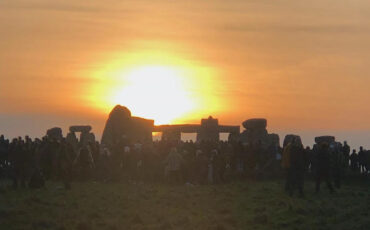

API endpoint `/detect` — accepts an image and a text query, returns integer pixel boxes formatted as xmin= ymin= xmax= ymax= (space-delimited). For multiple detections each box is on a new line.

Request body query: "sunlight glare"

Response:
xmin=86 ymin=49 xmax=224 ymax=124
xmin=109 ymin=66 xmax=195 ymax=124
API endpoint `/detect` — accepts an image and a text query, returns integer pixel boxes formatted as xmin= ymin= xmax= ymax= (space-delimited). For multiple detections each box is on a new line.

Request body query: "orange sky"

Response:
xmin=1 ymin=0 xmax=370 ymax=148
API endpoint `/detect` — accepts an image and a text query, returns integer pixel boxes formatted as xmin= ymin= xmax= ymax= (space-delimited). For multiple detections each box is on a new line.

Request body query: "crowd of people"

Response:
xmin=0 ymin=134 xmax=369 ymax=196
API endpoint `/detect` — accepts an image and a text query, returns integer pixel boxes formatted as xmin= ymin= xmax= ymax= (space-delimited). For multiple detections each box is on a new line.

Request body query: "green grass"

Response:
xmin=0 ymin=180 xmax=369 ymax=230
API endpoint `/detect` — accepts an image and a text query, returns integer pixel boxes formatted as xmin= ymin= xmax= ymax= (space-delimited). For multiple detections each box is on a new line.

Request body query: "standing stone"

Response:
xmin=101 ymin=105 xmax=154 ymax=150
xmin=315 ymin=136 xmax=335 ymax=144
xmin=283 ymin=134 xmax=302 ymax=148
xmin=196 ymin=116 xmax=220 ymax=142
xmin=46 ymin=127 xmax=63 ymax=140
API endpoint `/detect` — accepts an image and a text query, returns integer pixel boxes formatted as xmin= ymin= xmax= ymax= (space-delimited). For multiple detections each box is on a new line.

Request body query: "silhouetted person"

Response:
xmin=58 ymin=139 xmax=75 ymax=189
xmin=342 ymin=141 xmax=350 ymax=168
xmin=330 ymin=142 xmax=345 ymax=189
xmin=164 ymin=147 xmax=183 ymax=184
xmin=195 ymin=150 xmax=208 ymax=185
xmin=244 ymin=142 xmax=256 ymax=178
xmin=358 ymin=146 xmax=366 ymax=173
xmin=282 ymin=140 xmax=292 ymax=192
xmin=75 ymin=145 xmax=94 ymax=181
xmin=0 ymin=135 xmax=8 ymax=182
xmin=287 ymin=138 xmax=307 ymax=197
xmin=213 ymin=149 xmax=226 ymax=184
xmin=9 ymin=138 xmax=28 ymax=188
xmin=315 ymin=142 xmax=334 ymax=194
xmin=350 ymin=149 xmax=359 ymax=172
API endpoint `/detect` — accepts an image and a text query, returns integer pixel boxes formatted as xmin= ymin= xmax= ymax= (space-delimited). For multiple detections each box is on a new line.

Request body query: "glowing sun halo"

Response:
xmin=109 ymin=66 xmax=195 ymax=124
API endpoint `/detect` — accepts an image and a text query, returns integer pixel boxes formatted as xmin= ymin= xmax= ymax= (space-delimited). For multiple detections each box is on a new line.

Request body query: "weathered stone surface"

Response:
xmin=196 ymin=116 xmax=220 ymax=142
xmin=283 ymin=134 xmax=302 ymax=147
xmin=315 ymin=136 xmax=335 ymax=144
xmin=66 ymin=132 xmax=79 ymax=151
xmin=101 ymin=105 xmax=154 ymax=149
xmin=154 ymin=116 xmax=239 ymax=142
xmin=239 ymin=119 xmax=280 ymax=148
xmin=69 ymin=125 xmax=92 ymax=133
xmin=240 ymin=129 xmax=271 ymax=147
xmin=228 ymin=132 xmax=240 ymax=142
xmin=242 ymin=119 xmax=267 ymax=130
xmin=81 ymin=132 xmax=96 ymax=146
xmin=268 ymin=133 xmax=280 ymax=146
xmin=46 ymin=127 xmax=63 ymax=140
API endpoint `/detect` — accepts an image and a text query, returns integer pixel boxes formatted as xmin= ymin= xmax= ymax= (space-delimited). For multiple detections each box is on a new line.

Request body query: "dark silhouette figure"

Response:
xmin=350 ymin=149 xmax=359 ymax=172
xmin=342 ymin=141 xmax=350 ymax=168
xmin=330 ymin=142 xmax=345 ymax=189
xmin=315 ymin=142 xmax=334 ymax=194
xmin=358 ymin=147 xmax=367 ymax=173
xmin=287 ymin=139 xmax=307 ymax=197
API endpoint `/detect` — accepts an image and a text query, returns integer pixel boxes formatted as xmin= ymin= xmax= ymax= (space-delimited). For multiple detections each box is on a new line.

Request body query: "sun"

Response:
xmin=86 ymin=49 xmax=224 ymax=124
xmin=109 ymin=65 xmax=195 ymax=124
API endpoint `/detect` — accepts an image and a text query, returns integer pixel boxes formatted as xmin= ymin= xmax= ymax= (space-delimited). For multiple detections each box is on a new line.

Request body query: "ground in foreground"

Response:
xmin=0 ymin=180 xmax=369 ymax=230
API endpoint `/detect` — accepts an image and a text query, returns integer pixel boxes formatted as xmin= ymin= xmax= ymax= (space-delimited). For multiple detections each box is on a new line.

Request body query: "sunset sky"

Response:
xmin=1 ymin=0 xmax=370 ymax=148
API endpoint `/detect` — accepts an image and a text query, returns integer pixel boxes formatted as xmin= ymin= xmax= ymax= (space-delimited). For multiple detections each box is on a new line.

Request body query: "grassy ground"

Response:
xmin=0 ymin=179 xmax=369 ymax=230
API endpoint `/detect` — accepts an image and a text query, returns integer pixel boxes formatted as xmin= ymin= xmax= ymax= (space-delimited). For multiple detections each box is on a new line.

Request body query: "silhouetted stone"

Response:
xmin=46 ymin=127 xmax=63 ymax=140
xmin=153 ymin=117 xmax=240 ymax=142
xmin=101 ymin=105 xmax=154 ymax=149
xmin=69 ymin=125 xmax=92 ymax=133
xmin=315 ymin=136 xmax=335 ymax=144
xmin=68 ymin=125 xmax=96 ymax=148
xmin=242 ymin=118 xmax=267 ymax=130
xmin=268 ymin=133 xmax=280 ymax=146
xmin=196 ymin=116 xmax=220 ymax=142
xmin=66 ymin=132 xmax=78 ymax=151
xmin=283 ymin=134 xmax=302 ymax=147
xmin=239 ymin=119 xmax=279 ymax=148
xmin=228 ymin=132 xmax=240 ymax=142
xmin=80 ymin=131 xmax=95 ymax=146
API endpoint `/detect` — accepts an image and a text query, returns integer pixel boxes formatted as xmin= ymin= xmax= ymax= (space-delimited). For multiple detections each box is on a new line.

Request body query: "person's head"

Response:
xmin=344 ymin=141 xmax=347 ymax=145
xmin=352 ymin=149 xmax=356 ymax=153
xmin=360 ymin=146 xmax=363 ymax=151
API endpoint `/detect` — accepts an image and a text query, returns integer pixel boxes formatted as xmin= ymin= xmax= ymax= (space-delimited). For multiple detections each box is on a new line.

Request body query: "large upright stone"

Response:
xmin=46 ymin=127 xmax=63 ymax=140
xmin=283 ymin=134 xmax=302 ymax=147
xmin=101 ymin=105 xmax=154 ymax=149
xmin=315 ymin=136 xmax=335 ymax=144
xmin=239 ymin=118 xmax=280 ymax=148
xmin=196 ymin=116 xmax=220 ymax=142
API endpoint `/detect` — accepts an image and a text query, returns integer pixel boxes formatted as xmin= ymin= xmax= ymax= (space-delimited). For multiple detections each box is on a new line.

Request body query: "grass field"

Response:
xmin=0 ymin=179 xmax=369 ymax=230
